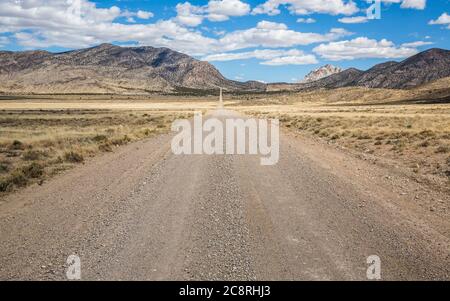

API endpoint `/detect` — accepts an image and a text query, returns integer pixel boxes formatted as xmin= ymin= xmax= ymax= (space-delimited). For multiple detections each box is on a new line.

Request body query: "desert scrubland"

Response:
xmin=0 ymin=100 xmax=199 ymax=197
xmin=1 ymin=77 xmax=449 ymax=198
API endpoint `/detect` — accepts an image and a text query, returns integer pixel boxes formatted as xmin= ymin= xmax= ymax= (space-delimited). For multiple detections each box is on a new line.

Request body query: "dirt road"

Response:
xmin=0 ymin=110 xmax=449 ymax=280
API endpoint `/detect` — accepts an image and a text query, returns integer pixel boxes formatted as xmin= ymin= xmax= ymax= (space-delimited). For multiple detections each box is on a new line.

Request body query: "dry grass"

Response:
xmin=232 ymin=88 xmax=450 ymax=183
xmin=0 ymin=108 xmax=192 ymax=196
xmin=1 ymin=82 xmax=449 ymax=195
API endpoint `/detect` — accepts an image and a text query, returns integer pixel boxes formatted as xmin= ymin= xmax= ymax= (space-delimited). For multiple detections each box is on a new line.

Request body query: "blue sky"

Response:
xmin=0 ymin=0 xmax=449 ymax=83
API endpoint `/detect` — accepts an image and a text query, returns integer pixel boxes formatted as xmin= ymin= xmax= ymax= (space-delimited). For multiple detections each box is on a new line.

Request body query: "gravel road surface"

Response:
xmin=0 ymin=110 xmax=448 ymax=280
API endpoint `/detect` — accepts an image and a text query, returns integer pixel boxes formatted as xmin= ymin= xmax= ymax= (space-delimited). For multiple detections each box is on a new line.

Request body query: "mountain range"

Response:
xmin=295 ymin=48 xmax=450 ymax=90
xmin=0 ymin=43 xmax=264 ymax=94
xmin=0 ymin=44 xmax=449 ymax=94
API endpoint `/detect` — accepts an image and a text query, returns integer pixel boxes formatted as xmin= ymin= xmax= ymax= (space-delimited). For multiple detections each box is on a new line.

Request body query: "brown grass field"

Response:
xmin=0 ymin=79 xmax=449 ymax=198
xmin=231 ymin=82 xmax=450 ymax=188
xmin=0 ymin=104 xmax=199 ymax=197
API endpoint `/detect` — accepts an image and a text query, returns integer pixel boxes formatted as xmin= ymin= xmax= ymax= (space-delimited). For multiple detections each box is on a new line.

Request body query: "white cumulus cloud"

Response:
xmin=313 ymin=37 xmax=419 ymax=60
xmin=137 ymin=10 xmax=154 ymax=20
xmin=175 ymin=2 xmax=204 ymax=27
xmin=175 ymin=0 xmax=250 ymax=26
xmin=203 ymin=48 xmax=301 ymax=61
xmin=429 ymin=12 xmax=450 ymax=29
xmin=338 ymin=16 xmax=368 ymax=24
xmin=297 ymin=18 xmax=316 ymax=24
xmin=401 ymin=41 xmax=433 ymax=48
xmin=203 ymin=48 xmax=318 ymax=66
xmin=217 ymin=21 xmax=352 ymax=52
xmin=381 ymin=0 xmax=426 ymax=10
xmin=253 ymin=0 xmax=359 ymax=16
xmin=0 ymin=0 xmax=216 ymax=55
xmin=0 ymin=1 xmax=356 ymax=57
xmin=260 ymin=54 xmax=318 ymax=65
xmin=0 ymin=0 xmax=429 ymax=66
xmin=121 ymin=9 xmax=153 ymax=22
xmin=208 ymin=0 xmax=251 ymax=19
xmin=400 ymin=0 xmax=426 ymax=10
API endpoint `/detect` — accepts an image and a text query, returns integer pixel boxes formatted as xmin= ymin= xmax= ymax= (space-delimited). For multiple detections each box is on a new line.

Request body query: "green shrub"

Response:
xmin=9 ymin=140 xmax=24 ymax=150
xmin=0 ymin=170 xmax=27 ymax=192
xmin=142 ymin=128 xmax=153 ymax=136
xmin=22 ymin=150 xmax=46 ymax=161
xmin=0 ymin=162 xmax=10 ymax=173
xmin=99 ymin=143 xmax=113 ymax=152
xmin=0 ymin=180 xmax=9 ymax=192
xmin=92 ymin=134 xmax=108 ymax=142
xmin=21 ymin=162 xmax=44 ymax=178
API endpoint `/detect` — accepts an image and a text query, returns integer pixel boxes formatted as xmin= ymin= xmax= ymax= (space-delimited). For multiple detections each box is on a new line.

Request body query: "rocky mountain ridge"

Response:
xmin=0 ymin=43 xmax=265 ymax=94
xmin=301 ymin=64 xmax=343 ymax=83
xmin=0 ymin=45 xmax=449 ymax=94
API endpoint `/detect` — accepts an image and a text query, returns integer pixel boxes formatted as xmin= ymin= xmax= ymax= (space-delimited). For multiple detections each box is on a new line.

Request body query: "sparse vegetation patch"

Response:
xmin=236 ymin=92 xmax=450 ymax=183
xmin=0 ymin=108 xmax=191 ymax=197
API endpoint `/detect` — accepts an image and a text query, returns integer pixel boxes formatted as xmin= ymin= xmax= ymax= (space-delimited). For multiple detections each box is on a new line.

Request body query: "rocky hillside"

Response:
xmin=301 ymin=68 xmax=364 ymax=89
xmin=299 ymin=48 xmax=450 ymax=90
xmin=353 ymin=48 xmax=450 ymax=88
xmin=301 ymin=64 xmax=343 ymax=83
xmin=0 ymin=44 xmax=266 ymax=94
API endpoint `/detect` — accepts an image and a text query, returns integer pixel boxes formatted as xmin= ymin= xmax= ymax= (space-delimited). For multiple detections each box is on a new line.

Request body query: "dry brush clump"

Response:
xmin=0 ymin=109 xmax=191 ymax=196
